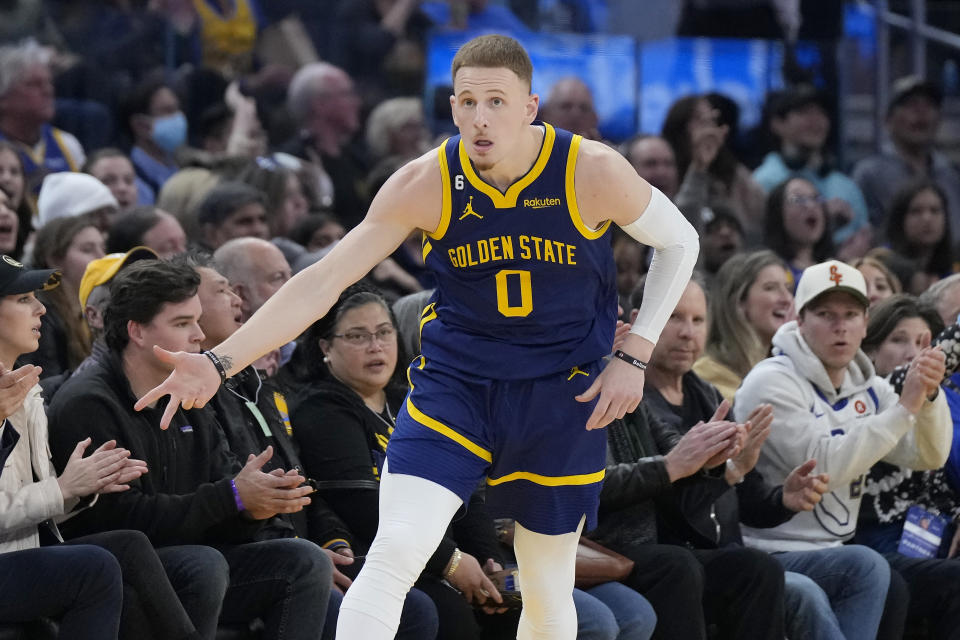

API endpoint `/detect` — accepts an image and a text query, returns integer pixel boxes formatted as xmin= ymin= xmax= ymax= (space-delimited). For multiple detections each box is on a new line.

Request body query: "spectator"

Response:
xmin=613 ymin=232 xmax=647 ymax=310
xmin=70 ymin=246 xmax=158 ymax=381
xmin=197 ymin=181 xmax=269 ymax=251
xmin=698 ymin=205 xmax=744 ymax=279
xmin=213 ymin=236 xmax=291 ymax=322
xmin=855 ymin=294 xmax=960 ymax=638
xmin=106 ymin=206 xmax=187 ymax=259
xmin=734 ymin=260 xmax=953 ymax=640
xmin=661 ymin=95 xmax=766 ymax=238
xmin=290 ymin=213 xmax=345 ymax=254
xmin=24 ymin=215 xmax=104 ymax=376
xmin=214 ymin=237 xmax=293 ymax=372
xmin=0 ymin=140 xmax=32 ymax=252
xmin=0 ymin=255 xmax=210 ymax=640
xmin=282 ymin=62 xmax=367 ymax=226
xmin=0 ymin=187 xmax=27 ymax=261
xmin=763 ymin=177 xmax=834 ymax=283
xmin=36 ymin=171 xmax=118 ymax=232
xmin=0 ymin=39 xmax=84 ymax=201
xmin=919 ymin=273 xmax=960 ymax=326
xmin=753 ymin=84 xmax=872 ymax=254
xmin=886 ymin=180 xmax=956 ymax=295
xmin=540 ymin=77 xmax=601 ymax=140
xmin=622 ymin=135 xmax=678 ymax=201
xmin=636 ymin=275 xmax=879 ymax=639
xmin=156 ymin=166 xmax=220 ymax=239
xmin=851 ymin=256 xmax=902 ymax=307
xmin=694 ymin=250 xmax=794 ymax=401
xmin=84 ymin=148 xmax=139 ymax=211
xmin=46 ymin=259 xmax=333 ymax=639
xmin=853 ymin=76 xmax=960 ymax=246
xmin=237 ymin=159 xmax=311 ymax=239
xmin=365 ymin=97 xmax=431 ymax=166
xmin=122 ymin=78 xmax=186 ymax=204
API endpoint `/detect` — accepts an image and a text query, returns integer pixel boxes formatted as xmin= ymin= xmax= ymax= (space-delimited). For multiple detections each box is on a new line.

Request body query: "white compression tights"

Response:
xmin=514 ymin=518 xmax=583 ymax=640
xmin=336 ymin=464 xmax=462 ymax=639
xmin=335 ymin=464 xmax=584 ymax=639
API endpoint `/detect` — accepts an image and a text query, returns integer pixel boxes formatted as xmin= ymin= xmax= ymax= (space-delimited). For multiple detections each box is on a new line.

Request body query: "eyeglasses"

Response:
xmin=786 ymin=194 xmax=824 ymax=207
xmin=332 ymin=326 xmax=396 ymax=347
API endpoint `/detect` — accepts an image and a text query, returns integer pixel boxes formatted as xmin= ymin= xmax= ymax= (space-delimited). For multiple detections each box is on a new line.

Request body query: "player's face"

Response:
xmin=450 ymin=66 xmax=539 ymax=171
xmin=320 ymin=302 xmax=397 ymax=398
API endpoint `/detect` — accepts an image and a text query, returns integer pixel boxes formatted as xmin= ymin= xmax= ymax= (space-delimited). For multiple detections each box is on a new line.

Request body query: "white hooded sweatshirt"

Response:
xmin=735 ymin=321 xmax=951 ymax=552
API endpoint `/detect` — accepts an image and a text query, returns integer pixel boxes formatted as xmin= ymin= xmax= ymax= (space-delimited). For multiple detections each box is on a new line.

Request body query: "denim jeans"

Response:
xmin=159 ymin=539 xmax=332 ymax=640
xmin=157 ymin=545 xmax=229 ymax=640
xmin=324 ymin=587 xmax=439 ymax=640
xmin=220 ymin=538 xmax=332 ymax=640
xmin=68 ymin=530 xmax=198 ymax=640
xmin=774 ymin=545 xmax=889 ymax=640
xmin=783 ymin=570 xmax=844 ymax=640
xmin=0 ymin=543 xmax=122 ymax=639
xmin=578 ymin=582 xmax=657 ymax=640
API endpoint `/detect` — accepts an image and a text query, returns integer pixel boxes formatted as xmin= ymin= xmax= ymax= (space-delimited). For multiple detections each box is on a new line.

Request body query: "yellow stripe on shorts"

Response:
xmin=487 ymin=469 xmax=605 ymax=487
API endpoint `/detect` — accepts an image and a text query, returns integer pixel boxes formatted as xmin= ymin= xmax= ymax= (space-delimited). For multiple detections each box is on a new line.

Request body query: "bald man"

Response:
xmin=541 ymin=77 xmax=601 ymax=140
xmin=213 ymin=237 xmax=293 ymax=321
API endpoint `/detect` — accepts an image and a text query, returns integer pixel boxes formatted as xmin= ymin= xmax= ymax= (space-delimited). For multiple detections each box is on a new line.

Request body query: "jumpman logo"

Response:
xmin=829 ymin=265 xmax=843 ymax=285
xmin=459 ymin=195 xmax=483 ymax=220
xmin=567 ymin=366 xmax=589 ymax=381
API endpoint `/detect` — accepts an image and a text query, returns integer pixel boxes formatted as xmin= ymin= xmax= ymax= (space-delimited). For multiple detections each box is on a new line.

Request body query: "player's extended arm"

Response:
xmin=135 ymin=151 xmax=443 ymax=428
xmin=573 ymin=141 xmax=699 ymax=429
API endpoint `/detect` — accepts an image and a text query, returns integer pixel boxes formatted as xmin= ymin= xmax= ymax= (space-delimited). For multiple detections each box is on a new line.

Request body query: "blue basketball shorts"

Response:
xmin=385 ymin=356 xmax=607 ymax=535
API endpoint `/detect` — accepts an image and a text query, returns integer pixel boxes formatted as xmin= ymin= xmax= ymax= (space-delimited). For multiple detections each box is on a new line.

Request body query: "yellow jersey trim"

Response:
xmin=422 ymin=240 xmax=433 ymax=261
xmin=418 ymin=303 xmax=437 ymax=345
xmin=406 ymin=397 xmax=493 ymax=463
xmin=487 ymin=468 xmax=606 ymax=487
xmin=50 ymin=128 xmax=78 ymax=171
xmin=428 ymin=139 xmax=453 ymax=240
xmin=565 ymin=135 xmax=610 ymax=239
xmin=458 ymin=123 xmax=556 ymax=209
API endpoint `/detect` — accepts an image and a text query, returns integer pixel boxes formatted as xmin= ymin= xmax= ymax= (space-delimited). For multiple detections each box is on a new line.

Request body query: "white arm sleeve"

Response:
xmin=620 ymin=186 xmax=700 ymax=344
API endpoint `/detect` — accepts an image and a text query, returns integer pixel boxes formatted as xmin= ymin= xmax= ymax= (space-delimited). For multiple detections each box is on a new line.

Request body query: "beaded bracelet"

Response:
xmin=230 ymin=479 xmax=245 ymax=512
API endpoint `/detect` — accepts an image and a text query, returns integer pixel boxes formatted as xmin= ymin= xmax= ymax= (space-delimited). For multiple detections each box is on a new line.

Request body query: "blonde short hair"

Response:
xmin=451 ymin=35 xmax=533 ymax=90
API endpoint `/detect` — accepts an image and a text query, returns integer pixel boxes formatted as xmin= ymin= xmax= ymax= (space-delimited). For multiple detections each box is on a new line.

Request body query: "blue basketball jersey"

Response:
xmin=419 ymin=122 xmax=617 ymax=380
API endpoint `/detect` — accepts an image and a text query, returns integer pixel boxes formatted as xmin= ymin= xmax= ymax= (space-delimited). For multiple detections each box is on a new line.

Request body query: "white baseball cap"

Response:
xmin=794 ymin=260 xmax=869 ymax=313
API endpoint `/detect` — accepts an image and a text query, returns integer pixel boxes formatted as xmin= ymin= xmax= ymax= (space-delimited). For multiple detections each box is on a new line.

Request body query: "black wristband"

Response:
xmin=613 ymin=349 xmax=647 ymax=371
xmin=203 ymin=350 xmax=228 ymax=384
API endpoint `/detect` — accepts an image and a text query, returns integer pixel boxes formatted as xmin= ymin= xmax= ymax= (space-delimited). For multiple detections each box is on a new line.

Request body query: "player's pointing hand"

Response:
xmin=134 ymin=345 xmax=223 ymax=429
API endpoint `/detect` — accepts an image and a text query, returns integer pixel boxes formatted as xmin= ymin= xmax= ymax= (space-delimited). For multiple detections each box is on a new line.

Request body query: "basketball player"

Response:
xmin=137 ymin=35 xmax=699 ymax=639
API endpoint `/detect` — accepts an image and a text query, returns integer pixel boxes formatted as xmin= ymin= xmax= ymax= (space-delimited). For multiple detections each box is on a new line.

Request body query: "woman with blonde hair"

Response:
xmin=850 ymin=255 xmax=902 ymax=306
xmin=693 ymin=249 xmax=794 ymax=401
